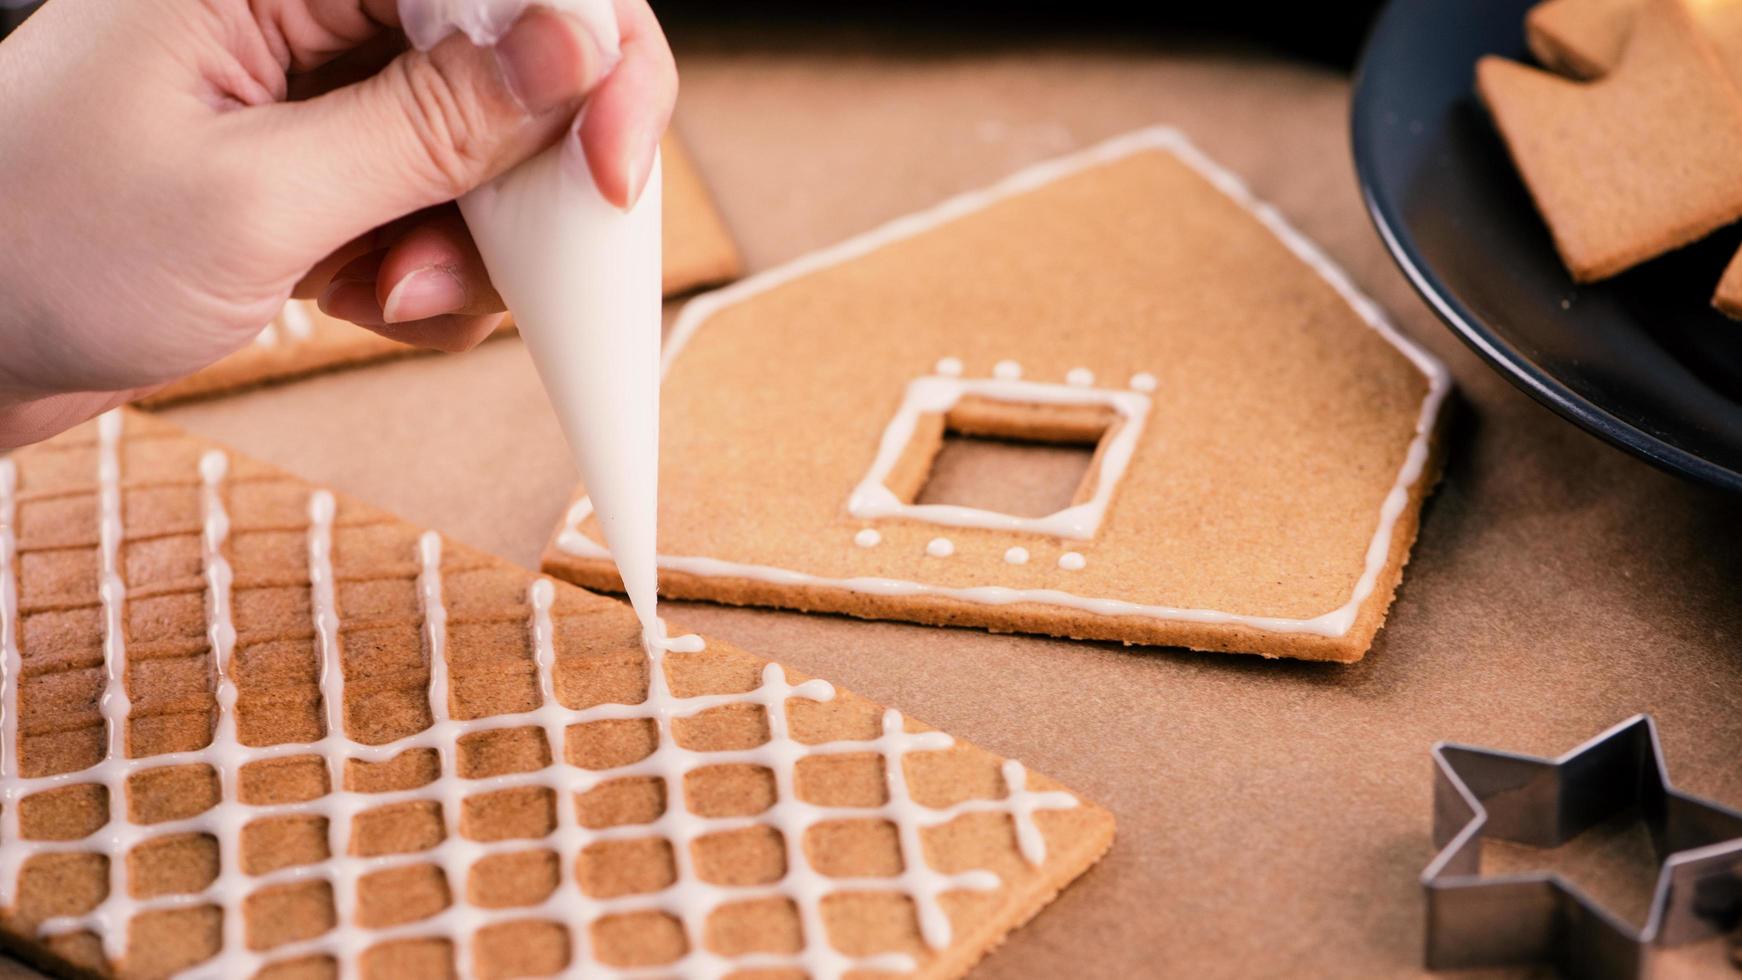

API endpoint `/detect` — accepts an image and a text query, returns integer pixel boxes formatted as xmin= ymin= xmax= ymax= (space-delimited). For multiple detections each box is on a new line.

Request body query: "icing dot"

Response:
xmin=935 ymin=357 xmax=963 ymax=376
xmin=926 ymin=537 xmax=955 ymax=558
xmin=1066 ymin=368 xmax=1094 ymax=386
xmin=993 ymin=360 xmax=1022 ymax=380
xmin=1058 ymin=552 xmax=1086 ymax=571
xmin=854 ymin=529 xmax=881 ymax=548
xmin=1129 ymin=372 xmax=1158 ymax=392
xmin=1004 ymin=547 xmax=1029 ymax=565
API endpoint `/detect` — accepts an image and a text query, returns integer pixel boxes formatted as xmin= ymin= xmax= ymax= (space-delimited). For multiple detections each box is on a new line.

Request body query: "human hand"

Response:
xmin=0 ymin=0 xmax=675 ymax=448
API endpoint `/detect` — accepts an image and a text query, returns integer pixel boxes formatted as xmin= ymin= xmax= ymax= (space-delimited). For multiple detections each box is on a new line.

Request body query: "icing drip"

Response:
xmin=1057 ymin=552 xmax=1086 ymax=571
xmin=853 ymin=529 xmax=881 ymax=548
xmin=926 ymin=537 xmax=955 ymax=558
xmin=1004 ymin=547 xmax=1029 ymax=565
xmin=934 ymin=357 xmax=963 ymax=377
xmin=564 ymin=126 xmax=1452 ymax=641
xmin=992 ymin=360 xmax=1022 ymax=380
xmin=0 ymin=425 xmax=1077 ymax=976
xmin=1066 ymin=368 xmax=1094 ymax=386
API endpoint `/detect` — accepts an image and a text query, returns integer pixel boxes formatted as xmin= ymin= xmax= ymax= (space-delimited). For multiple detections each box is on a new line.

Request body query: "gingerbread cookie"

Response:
xmin=541 ymin=128 xmax=1450 ymax=663
xmin=1527 ymin=0 xmax=1742 ymax=81
xmin=1716 ymin=247 xmax=1742 ymax=317
xmin=1527 ymin=0 xmax=1643 ymax=78
xmin=136 ymin=300 xmax=464 ymax=408
xmin=1480 ymin=0 xmax=1742 ymax=282
xmin=140 ymin=133 xmax=742 ymax=408
xmin=0 ymin=410 xmax=1109 ymax=977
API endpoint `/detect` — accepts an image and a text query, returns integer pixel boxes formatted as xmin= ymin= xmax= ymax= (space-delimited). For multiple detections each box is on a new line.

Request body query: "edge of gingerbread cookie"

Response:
xmin=545 ymin=126 xmax=1453 ymax=657
xmin=135 ymin=316 xmax=500 ymax=408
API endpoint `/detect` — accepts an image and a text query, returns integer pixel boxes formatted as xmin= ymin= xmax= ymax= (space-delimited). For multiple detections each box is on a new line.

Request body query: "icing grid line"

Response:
xmin=0 ymin=414 xmax=1077 ymax=978
xmin=558 ymin=125 xmax=1453 ymax=639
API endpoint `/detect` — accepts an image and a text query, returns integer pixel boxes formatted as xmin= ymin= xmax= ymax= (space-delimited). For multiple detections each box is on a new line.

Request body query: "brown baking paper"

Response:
xmin=13 ymin=26 xmax=1734 ymax=980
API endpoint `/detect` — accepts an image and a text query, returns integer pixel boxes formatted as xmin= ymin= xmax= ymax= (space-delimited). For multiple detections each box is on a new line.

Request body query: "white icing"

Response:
xmin=78 ymin=412 xmax=132 ymax=950
xmin=853 ymin=528 xmax=881 ymax=548
xmin=253 ymin=301 xmax=316 ymax=349
xmin=1004 ymin=547 xmax=1029 ymax=565
xmin=1128 ymin=372 xmax=1157 ymax=393
xmin=992 ymin=360 xmax=1022 ymax=380
xmin=997 ymin=761 xmax=1063 ymax=864
xmin=934 ymin=357 xmax=963 ymax=377
xmin=560 ymin=126 xmax=1453 ymax=640
xmin=0 ymin=425 xmax=1076 ymax=976
xmin=280 ymin=300 xmax=314 ymax=341
xmin=194 ymin=451 xmax=250 ymax=966
xmin=1066 ymin=368 xmax=1094 ymax=386
xmin=1058 ymin=552 xmax=1086 ymax=571
xmin=926 ymin=537 xmax=955 ymax=558
xmin=847 ymin=376 xmax=1148 ymax=539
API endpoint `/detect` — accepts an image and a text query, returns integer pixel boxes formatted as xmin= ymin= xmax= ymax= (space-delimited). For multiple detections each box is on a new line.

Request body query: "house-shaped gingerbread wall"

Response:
xmin=544 ymin=129 xmax=1449 ymax=663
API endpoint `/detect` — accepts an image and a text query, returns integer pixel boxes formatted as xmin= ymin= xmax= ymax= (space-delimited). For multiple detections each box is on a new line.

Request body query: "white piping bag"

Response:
xmin=404 ymin=0 xmax=664 ymax=639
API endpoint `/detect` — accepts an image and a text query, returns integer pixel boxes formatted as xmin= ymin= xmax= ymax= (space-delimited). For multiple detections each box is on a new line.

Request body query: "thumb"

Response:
xmin=259 ymin=7 xmax=616 ymax=247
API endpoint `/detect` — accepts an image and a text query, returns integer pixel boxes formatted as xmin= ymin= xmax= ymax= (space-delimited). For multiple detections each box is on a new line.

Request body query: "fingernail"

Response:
xmin=382 ymin=267 xmax=467 ymax=324
xmin=495 ymin=9 xmax=617 ymax=116
xmin=319 ymin=278 xmax=385 ymax=326
xmin=621 ymin=129 xmax=660 ymax=211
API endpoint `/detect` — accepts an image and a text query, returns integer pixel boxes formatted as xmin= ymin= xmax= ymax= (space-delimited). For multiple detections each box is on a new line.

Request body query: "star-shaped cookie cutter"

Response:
xmin=1423 ymin=714 xmax=1742 ymax=979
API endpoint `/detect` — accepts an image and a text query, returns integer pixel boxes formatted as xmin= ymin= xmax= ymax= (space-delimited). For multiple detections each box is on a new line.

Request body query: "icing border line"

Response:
xmin=558 ymin=126 xmax=1452 ymax=640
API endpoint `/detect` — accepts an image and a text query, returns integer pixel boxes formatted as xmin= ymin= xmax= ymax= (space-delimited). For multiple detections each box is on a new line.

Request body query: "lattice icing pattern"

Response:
xmin=0 ymin=410 xmax=1112 ymax=979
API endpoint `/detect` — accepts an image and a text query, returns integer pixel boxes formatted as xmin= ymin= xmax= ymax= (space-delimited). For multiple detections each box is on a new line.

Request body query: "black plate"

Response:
xmin=1351 ymin=0 xmax=1742 ymax=492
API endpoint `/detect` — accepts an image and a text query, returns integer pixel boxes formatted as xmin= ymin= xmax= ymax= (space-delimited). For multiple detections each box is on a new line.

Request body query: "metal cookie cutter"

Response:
xmin=1422 ymin=714 xmax=1742 ymax=979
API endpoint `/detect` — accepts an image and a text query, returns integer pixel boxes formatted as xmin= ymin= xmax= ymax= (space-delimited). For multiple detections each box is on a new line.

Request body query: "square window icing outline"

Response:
xmin=847 ymin=373 xmax=1152 ymax=540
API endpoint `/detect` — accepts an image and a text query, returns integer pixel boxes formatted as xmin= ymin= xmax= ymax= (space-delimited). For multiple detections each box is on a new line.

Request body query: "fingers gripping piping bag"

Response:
xmin=403 ymin=0 xmax=666 ymax=641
